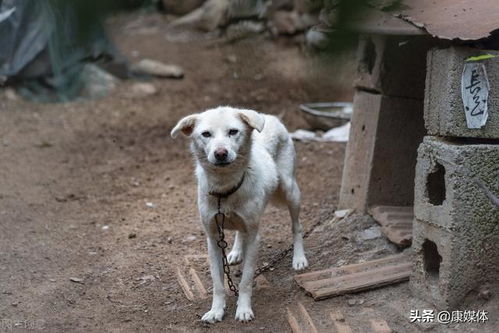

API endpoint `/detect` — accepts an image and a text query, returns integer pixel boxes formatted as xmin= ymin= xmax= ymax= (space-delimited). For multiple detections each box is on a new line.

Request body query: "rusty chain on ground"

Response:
xmin=214 ymin=193 xmax=324 ymax=296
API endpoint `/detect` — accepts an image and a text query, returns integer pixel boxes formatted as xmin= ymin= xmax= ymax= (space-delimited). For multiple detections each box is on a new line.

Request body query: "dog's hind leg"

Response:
xmin=276 ymin=141 xmax=309 ymax=271
xmin=202 ymin=231 xmax=226 ymax=323
xmin=281 ymin=177 xmax=308 ymax=270
xmin=227 ymin=231 xmax=243 ymax=265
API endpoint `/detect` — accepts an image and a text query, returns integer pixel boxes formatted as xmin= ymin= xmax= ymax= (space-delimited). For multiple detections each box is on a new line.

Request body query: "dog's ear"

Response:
xmin=238 ymin=109 xmax=265 ymax=132
xmin=171 ymin=114 xmax=199 ymax=138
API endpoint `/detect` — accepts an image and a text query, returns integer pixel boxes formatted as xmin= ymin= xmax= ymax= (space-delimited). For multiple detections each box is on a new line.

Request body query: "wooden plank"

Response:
xmin=286 ymin=303 xmax=318 ymax=333
xmin=295 ymin=253 xmax=410 ymax=285
xmin=189 ymin=268 xmax=208 ymax=299
xmin=330 ymin=310 xmax=352 ymax=333
xmin=370 ymin=318 xmax=392 ymax=333
xmin=302 ymin=262 xmax=412 ymax=291
xmin=286 ymin=307 xmax=302 ymax=333
xmin=297 ymin=302 xmax=318 ymax=333
xmin=176 ymin=267 xmax=194 ymax=301
xmin=312 ymin=270 xmax=410 ymax=300
xmin=370 ymin=205 xmax=413 ymax=247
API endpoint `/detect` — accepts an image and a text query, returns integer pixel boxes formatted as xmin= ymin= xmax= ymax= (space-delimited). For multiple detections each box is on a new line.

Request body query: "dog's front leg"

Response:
xmin=202 ymin=232 xmax=226 ymax=323
xmin=235 ymin=230 xmax=260 ymax=322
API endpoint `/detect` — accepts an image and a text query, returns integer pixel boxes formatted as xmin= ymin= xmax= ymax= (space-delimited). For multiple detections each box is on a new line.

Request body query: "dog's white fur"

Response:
xmin=171 ymin=106 xmax=308 ymax=323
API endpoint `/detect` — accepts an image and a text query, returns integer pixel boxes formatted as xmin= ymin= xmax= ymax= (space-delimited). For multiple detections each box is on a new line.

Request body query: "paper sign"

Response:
xmin=461 ymin=62 xmax=490 ymax=128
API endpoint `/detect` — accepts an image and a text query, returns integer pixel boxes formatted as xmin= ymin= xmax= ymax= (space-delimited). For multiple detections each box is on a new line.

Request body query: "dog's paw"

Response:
xmin=235 ymin=306 xmax=254 ymax=322
xmin=292 ymin=255 xmax=309 ymax=271
xmin=201 ymin=308 xmax=224 ymax=323
xmin=227 ymin=250 xmax=243 ymax=265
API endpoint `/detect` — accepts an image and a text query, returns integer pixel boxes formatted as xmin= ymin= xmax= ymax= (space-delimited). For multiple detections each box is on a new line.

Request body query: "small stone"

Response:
xmin=185 ymin=235 xmax=197 ymax=242
xmin=102 ymin=225 xmax=109 ymax=230
xmin=347 ymin=299 xmax=356 ymax=306
xmin=130 ymin=59 xmax=184 ymax=79
xmin=129 ymin=82 xmax=158 ymax=98
xmin=128 ymin=233 xmax=137 ymax=239
xmin=70 ymin=277 xmax=84 ymax=284
xmin=358 ymin=299 xmax=365 ymax=305
xmin=226 ymin=54 xmax=237 ymax=63
xmin=167 ymin=237 xmax=173 ymax=244
xmin=146 ymin=202 xmax=156 ymax=208
xmin=4 ymin=88 xmax=19 ymax=101
xmin=479 ymin=289 xmax=491 ymax=300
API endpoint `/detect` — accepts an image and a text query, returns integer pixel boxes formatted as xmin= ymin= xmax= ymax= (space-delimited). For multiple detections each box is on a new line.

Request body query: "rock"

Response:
xmin=130 ymin=59 xmax=184 ymax=79
xmin=225 ymin=21 xmax=265 ymax=42
xmin=162 ymin=0 xmax=206 ymax=16
xmin=185 ymin=235 xmax=197 ymax=242
xmin=347 ymin=299 xmax=356 ymax=306
xmin=358 ymin=226 xmax=382 ymax=241
xmin=270 ymin=10 xmax=315 ymax=35
xmin=69 ymin=277 xmax=84 ymax=284
xmin=80 ymin=64 xmax=119 ymax=99
xmin=128 ymin=233 xmax=137 ymax=239
xmin=129 ymin=82 xmax=158 ymax=98
xmin=334 ymin=209 xmax=352 ymax=219
xmin=226 ymin=54 xmax=237 ymax=63
xmin=4 ymin=88 xmax=19 ymax=101
xmin=170 ymin=0 xmax=229 ymax=32
xmin=305 ymin=27 xmax=329 ymax=49
xmin=270 ymin=10 xmax=301 ymax=35
xmin=228 ymin=0 xmax=267 ymax=20
xmin=479 ymin=289 xmax=492 ymax=300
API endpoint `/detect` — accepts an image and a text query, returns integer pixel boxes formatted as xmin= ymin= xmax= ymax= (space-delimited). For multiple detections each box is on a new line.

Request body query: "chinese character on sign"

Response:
xmin=461 ymin=62 xmax=490 ymax=129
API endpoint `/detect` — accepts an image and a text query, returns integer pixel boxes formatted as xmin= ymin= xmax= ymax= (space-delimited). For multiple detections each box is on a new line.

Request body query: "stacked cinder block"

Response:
xmin=410 ymin=46 xmax=499 ymax=309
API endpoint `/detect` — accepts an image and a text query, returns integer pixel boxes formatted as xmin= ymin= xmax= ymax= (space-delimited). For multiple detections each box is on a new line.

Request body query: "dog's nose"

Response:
xmin=214 ymin=148 xmax=228 ymax=161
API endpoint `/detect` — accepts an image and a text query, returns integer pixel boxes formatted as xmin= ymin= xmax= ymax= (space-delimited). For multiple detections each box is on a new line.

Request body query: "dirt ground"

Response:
xmin=0 ymin=12 xmax=497 ymax=333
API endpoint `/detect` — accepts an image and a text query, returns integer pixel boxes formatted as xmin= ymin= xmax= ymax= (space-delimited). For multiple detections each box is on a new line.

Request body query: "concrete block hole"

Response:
xmin=423 ymin=239 xmax=442 ymax=279
xmin=427 ymin=162 xmax=446 ymax=205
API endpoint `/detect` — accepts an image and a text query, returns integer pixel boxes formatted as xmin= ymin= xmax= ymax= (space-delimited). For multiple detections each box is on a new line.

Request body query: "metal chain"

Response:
xmin=214 ymin=192 xmax=324 ymax=292
xmin=214 ymin=196 xmax=239 ymax=297
xmin=254 ymin=218 xmax=323 ymax=277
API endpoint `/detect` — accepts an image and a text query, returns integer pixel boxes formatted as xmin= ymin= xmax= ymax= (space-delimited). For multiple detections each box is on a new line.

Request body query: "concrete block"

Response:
xmin=339 ymin=91 xmax=425 ymax=212
xmin=414 ymin=136 xmax=499 ymax=231
xmin=411 ymin=136 xmax=499 ymax=308
xmin=425 ymin=46 xmax=499 ymax=139
xmin=356 ymin=35 xmax=436 ymax=100
xmin=410 ymin=218 xmax=497 ymax=309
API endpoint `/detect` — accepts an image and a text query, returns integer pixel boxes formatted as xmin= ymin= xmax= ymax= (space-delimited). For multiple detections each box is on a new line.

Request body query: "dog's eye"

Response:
xmin=201 ymin=131 xmax=212 ymax=138
xmin=228 ymin=129 xmax=239 ymax=136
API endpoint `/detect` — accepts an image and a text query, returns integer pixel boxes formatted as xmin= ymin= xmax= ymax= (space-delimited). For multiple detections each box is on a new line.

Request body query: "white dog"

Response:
xmin=171 ymin=106 xmax=308 ymax=323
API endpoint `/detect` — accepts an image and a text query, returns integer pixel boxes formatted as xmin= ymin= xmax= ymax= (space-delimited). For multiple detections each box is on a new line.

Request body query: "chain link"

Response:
xmin=214 ymin=194 xmax=324 ymax=293
xmin=214 ymin=197 xmax=239 ymax=296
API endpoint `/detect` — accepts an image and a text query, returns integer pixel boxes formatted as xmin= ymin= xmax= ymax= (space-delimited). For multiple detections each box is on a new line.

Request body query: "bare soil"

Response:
xmin=0 ymin=12 xmax=497 ymax=333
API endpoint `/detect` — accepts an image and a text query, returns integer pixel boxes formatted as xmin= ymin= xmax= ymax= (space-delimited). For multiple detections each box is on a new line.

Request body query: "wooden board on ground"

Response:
xmin=286 ymin=302 xmax=318 ymax=333
xmin=369 ymin=205 xmax=414 ymax=247
xmin=294 ymin=253 xmax=411 ymax=300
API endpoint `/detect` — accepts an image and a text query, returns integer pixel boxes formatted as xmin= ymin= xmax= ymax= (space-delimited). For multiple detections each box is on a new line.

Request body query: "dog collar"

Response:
xmin=209 ymin=172 xmax=246 ymax=199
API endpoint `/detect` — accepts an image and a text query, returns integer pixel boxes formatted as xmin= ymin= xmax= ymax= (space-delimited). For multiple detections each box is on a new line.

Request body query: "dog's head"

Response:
xmin=171 ymin=106 xmax=264 ymax=169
